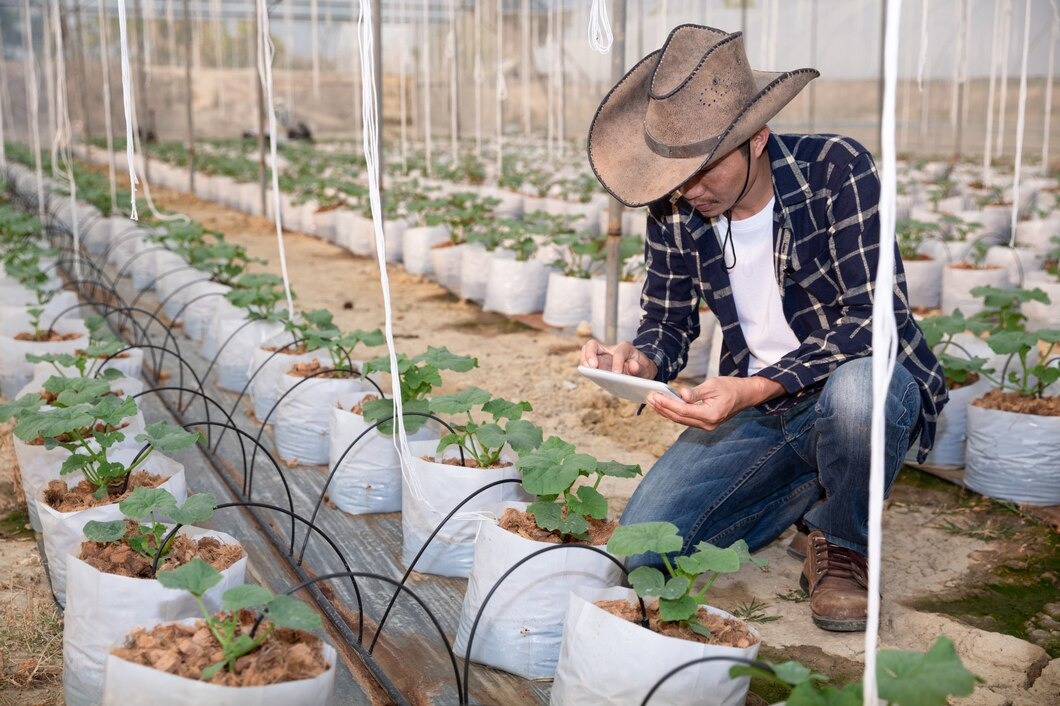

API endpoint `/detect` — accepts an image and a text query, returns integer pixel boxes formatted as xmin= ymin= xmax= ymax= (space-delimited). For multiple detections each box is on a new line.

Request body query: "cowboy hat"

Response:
xmin=587 ymin=24 xmax=819 ymax=208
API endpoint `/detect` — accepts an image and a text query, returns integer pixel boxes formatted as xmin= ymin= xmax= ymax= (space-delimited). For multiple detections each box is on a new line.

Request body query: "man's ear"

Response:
xmin=752 ymin=126 xmax=771 ymax=157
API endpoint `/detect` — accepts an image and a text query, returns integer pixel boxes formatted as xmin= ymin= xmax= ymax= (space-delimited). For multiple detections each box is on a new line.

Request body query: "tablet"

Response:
xmin=578 ymin=365 xmax=682 ymax=404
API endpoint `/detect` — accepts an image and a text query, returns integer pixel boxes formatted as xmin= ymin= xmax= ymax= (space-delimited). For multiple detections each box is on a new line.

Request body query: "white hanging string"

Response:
xmin=22 ymin=0 xmax=46 ymax=227
xmin=495 ymin=0 xmax=505 ymax=178
xmin=116 ymin=0 xmax=141 ymax=220
xmin=473 ymin=0 xmax=483 ymax=157
xmin=1042 ymin=2 xmax=1058 ymax=174
xmin=356 ymin=0 xmax=418 ymax=504
xmin=311 ymin=0 xmax=320 ymax=99
xmin=588 ymin=0 xmax=613 ymax=53
xmin=399 ymin=0 xmax=409 ymax=172
xmin=917 ymin=0 xmax=929 ymax=89
xmin=350 ymin=0 xmax=362 ymax=144
xmin=98 ymin=0 xmax=118 ymax=215
xmin=866 ymin=0 xmax=902 ymax=701
xmin=0 ymin=15 xmax=7 ymax=170
xmin=42 ymin=0 xmax=58 ymax=180
xmin=51 ymin=0 xmax=81 ymax=279
xmin=546 ymin=0 xmax=555 ymax=162
xmin=211 ymin=0 xmax=225 ymax=114
xmin=422 ymin=0 xmax=433 ymax=176
xmin=255 ymin=0 xmax=296 ymax=322
xmin=996 ymin=0 xmax=1012 ymax=154
xmin=983 ymin=0 xmax=1002 ymax=183
xmin=1008 ymin=0 xmax=1032 ymax=247
xmin=948 ymin=0 xmax=964 ymax=130
xmin=448 ymin=0 xmax=458 ymax=163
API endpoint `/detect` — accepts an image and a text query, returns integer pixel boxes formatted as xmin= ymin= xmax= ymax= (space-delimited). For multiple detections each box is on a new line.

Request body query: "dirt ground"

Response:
xmin=1 ymin=177 xmax=1058 ymax=704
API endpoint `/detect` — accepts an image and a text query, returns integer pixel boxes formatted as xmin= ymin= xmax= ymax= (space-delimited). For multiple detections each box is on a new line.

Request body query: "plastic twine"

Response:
xmin=588 ymin=0 xmax=613 ymax=53
xmin=917 ymin=0 xmax=929 ymax=90
xmin=42 ymin=0 xmax=58 ymax=181
xmin=1008 ymin=0 xmax=1032 ymax=247
xmin=98 ymin=0 xmax=119 ymax=215
xmin=984 ymin=0 xmax=1002 ymax=183
xmin=21 ymin=0 xmax=46 ymax=227
xmin=996 ymin=0 xmax=1013 ymax=154
xmin=1041 ymin=3 xmax=1058 ymax=175
xmin=255 ymin=0 xmax=296 ymax=322
xmin=495 ymin=0 xmax=505 ymax=177
xmin=116 ymin=0 xmax=140 ymax=220
xmin=866 ymin=1 xmax=903 ymax=703
xmin=52 ymin=0 xmax=82 ymax=280
xmin=422 ymin=0 xmax=433 ymax=177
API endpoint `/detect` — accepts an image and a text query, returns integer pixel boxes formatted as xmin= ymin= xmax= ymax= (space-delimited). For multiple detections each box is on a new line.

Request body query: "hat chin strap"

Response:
xmin=721 ymin=140 xmax=754 ymax=271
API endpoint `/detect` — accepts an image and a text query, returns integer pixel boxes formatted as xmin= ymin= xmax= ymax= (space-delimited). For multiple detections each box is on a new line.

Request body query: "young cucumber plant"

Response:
xmin=224 ymin=273 xmax=292 ymax=322
xmin=156 ymin=558 xmax=322 ymax=680
xmin=83 ymin=487 xmax=217 ymax=562
xmin=427 ymin=387 xmax=543 ymax=467
xmin=985 ymin=328 xmax=1060 ymax=399
xmin=516 ymin=436 xmax=640 ymax=542
xmin=26 ymin=315 xmax=126 ymax=379
xmin=606 ymin=521 xmax=765 ymax=638
xmin=969 ymin=285 xmax=1050 ymax=333
xmin=9 ymin=388 xmax=202 ymax=499
xmin=732 ymin=635 xmax=978 ymax=706
xmin=917 ymin=311 xmax=994 ymax=387
xmin=361 ymin=346 xmax=478 ymax=433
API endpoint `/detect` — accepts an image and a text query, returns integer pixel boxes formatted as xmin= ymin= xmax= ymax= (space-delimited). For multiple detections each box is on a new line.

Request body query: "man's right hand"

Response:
xmin=580 ymin=339 xmax=658 ymax=380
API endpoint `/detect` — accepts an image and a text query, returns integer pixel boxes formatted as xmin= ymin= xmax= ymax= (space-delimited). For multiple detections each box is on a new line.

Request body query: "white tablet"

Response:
xmin=578 ymin=365 xmax=682 ymax=404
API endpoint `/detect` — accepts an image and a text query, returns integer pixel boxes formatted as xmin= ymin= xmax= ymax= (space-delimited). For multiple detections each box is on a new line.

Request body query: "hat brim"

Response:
xmin=588 ymin=57 xmax=819 ymax=208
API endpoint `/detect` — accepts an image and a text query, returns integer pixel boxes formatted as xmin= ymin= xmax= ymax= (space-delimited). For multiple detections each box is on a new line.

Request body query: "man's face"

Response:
xmin=676 ymin=144 xmax=751 ymax=218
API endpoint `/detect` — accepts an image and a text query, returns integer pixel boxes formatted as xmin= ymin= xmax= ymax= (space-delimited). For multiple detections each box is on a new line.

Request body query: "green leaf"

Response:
xmin=517 ymin=436 xmax=590 ymax=495
xmin=573 ymin=485 xmax=608 ymax=520
xmin=658 ymin=594 xmax=700 ymax=623
xmin=876 ymin=636 xmax=979 ymax=706
xmin=482 ymin=397 xmax=532 ymax=421
xmin=265 ymin=594 xmax=323 ymax=631
xmin=607 ymin=522 xmax=683 ymax=558
xmin=0 ymin=395 xmax=43 ymax=422
xmin=169 ymin=493 xmax=217 ymax=525
xmin=418 ymin=346 xmax=477 ymax=372
xmin=428 ymin=386 xmax=492 ymax=415
xmin=627 ymin=565 xmax=666 ymax=597
xmin=156 ymin=557 xmax=223 ymax=597
xmin=222 ymin=584 xmax=275 ymax=612
xmin=135 ymin=421 xmax=204 ymax=453
xmin=119 ymin=487 xmax=178 ymax=520
xmin=200 ymin=660 xmax=226 ymax=681
xmin=985 ymin=330 xmax=1036 ymax=356
xmin=474 ymin=423 xmax=506 ymax=451
xmin=677 ymin=542 xmax=744 ymax=575
xmin=596 ymin=459 xmax=641 ymax=479
xmin=786 ymin=681 xmax=862 ymax=706
xmin=559 ymin=512 xmax=590 ymax=540
xmin=504 ymin=419 xmax=543 ymax=455
xmin=527 ymin=500 xmax=563 ymax=531
xmin=688 ymin=619 xmax=713 ymax=639
xmin=83 ymin=519 xmax=127 ymax=543
xmin=657 ymin=575 xmax=692 ymax=601
xmin=60 ymin=453 xmax=92 ymax=476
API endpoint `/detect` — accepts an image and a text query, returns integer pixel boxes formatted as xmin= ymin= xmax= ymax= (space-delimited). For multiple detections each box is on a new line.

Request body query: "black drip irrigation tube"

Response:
xmin=639 ymin=656 xmax=774 ymax=705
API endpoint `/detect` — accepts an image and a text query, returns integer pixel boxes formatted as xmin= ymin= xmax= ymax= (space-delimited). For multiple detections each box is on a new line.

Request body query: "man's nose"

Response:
xmin=682 ymin=175 xmax=706 ymax=200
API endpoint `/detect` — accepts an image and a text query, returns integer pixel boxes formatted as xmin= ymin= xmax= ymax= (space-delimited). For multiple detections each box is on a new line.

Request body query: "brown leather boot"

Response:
xmin=786 ymin=520 xmax=810 ymax=560
xmin=799 ymin=530 xmax=869 ymax=631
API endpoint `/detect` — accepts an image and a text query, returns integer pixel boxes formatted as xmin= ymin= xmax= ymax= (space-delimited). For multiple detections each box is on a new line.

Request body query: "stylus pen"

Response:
xmin=636 ymin=403 xmax=646 ymax=416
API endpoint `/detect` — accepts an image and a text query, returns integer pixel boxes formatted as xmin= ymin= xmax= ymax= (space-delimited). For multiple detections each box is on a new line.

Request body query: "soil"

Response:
xmin=498 ymin=506 xmax=616 ymax=546
xmin=422 ymin=455 xmax=512 ymax=470
xmin=263 ymin=344 xmax=312 ymax=355
xmin=947 ymin=371 xmax=980 ymax=391
xmin=286 ymin=358 xmax=359 ymax=379
xmin=13 ymin=331 xmax=84 ymax=342
xmin=948 ymin=262 xmax=1002 ymax=271
xmin=43 ymin=470 xmax=167 ymax=513
xmin=79 ymin=526 xmax=244 ymax=578
xmin=112 ymin=610 xmax=330 ymax=687
xmin=594 ymin=598 xmax=759 ymax=648
xmin=971 ymin=388 xmax=1060 ymax=416
xmin=38 ymin=387 xmax=128 ymax=404
xmin=346 ymin=394 xmax=379 ymax=415
xmin=904 ymin=253 xmax=933 ymax=261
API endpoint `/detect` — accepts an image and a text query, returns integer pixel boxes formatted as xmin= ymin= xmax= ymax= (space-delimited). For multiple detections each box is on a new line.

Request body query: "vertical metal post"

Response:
xmin=183 ymin=0 xmax=195 ymax=193
xmin=604 ymin=0 xmax=627 ymax=345
xmin=373 ymin=0 xmax=384 ymax=191
xmin=133 ymin=0 xmax=151 ymax=184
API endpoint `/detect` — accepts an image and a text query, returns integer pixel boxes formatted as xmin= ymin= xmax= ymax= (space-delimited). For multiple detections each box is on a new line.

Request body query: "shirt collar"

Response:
xmin=766 ymin=133 xmax=814 ymax=208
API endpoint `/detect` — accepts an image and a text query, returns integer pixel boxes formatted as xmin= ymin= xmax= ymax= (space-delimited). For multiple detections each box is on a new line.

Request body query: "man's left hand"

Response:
xmin=647 ymin=376 xmax=785 ymax=431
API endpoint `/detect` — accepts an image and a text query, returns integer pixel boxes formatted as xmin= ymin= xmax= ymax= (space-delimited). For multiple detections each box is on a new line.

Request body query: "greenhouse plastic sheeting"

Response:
xmin=453 ymin=502 xmax=623 ymax=680
xmin=965 ymin=404 xmax=1060 ymax=505
xmin=64 ymin=528 xmax=247 ymax=706
xmin=550 ymin=586 xmax=759 ymax=706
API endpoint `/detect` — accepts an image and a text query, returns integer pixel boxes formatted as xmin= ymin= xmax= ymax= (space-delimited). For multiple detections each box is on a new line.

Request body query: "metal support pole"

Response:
xmin=604 ymin=0 xmax=627 ymax=345
xmin=183 ymin=0 xmax=195 ymax=193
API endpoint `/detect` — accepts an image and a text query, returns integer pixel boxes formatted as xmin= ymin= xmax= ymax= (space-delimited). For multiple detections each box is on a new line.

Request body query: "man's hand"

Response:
xmin=580 ymin=339 xmax=658 ymax=380
xmin=646 ymin=375 xmax=785 ymax=431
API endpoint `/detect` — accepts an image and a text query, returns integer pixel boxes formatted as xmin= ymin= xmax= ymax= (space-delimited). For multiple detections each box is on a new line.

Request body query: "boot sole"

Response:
xmin=799 ymin=573 xmax=868 ymax=632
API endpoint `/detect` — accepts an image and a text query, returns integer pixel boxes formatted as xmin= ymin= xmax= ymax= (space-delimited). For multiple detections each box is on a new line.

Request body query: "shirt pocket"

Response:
xmin=784 ymin=255 xmax=843 ymax=309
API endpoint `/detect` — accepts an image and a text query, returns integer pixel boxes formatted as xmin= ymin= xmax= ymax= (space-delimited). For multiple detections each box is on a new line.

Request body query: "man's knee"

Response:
xmin=817 ymin=359 xmax=873 ymax=428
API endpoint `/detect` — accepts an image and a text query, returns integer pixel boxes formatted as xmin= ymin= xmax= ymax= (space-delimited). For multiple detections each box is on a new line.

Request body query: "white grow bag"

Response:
xmin=274 ymin=371 xmax=366 ymax=465
xmin=940 ymin=265 xmax=1011 ymax=317
xmin=483 ymin=255 xmax=550 ymax=315
xmin=247 ymin=336 xmax=324 ymax=424
xmin=327 ymin=392 xmax=440 ymax=515
xmin=37 ymin=450 xmax=187 ymax=606
xmin=903 ymin=257 xmax=944 ymax=310
xmin=542 ymin=273 xmax=593 ymax=329
xmin=907 ymin=376 xmax=993 ymax=468
xmin=459 ymin=244 xmax=494 ymax=303
xmin=453 ymin=502 xmax=623 ymax=680
xmin=212 ymin=318 xmax=286 ymax=393
xmin=64 ymin=528 xmax=247 ymax=706
xmin=429 ymin=242 xmax=466 ymax=292
xmin=402 ymin=225 xmax=449 ymax=276
xmin=591 ymin=277 xmax=644 ymax=344
xmin=0 ymin=316 xmax=89 ymax=399
xmin=550 ymin=586 xmax=760 ymax=706
xmin=401 ymin=440 xmax=530 ymax=578
xmin=965 ymin=403 xmax=1060 ymax=505
xmin=101 ymin=625 xmax=336 ymax=706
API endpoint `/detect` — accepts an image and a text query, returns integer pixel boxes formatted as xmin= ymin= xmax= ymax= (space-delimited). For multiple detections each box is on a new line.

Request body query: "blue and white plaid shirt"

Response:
xmin=633 ymin=133 xmax=947 ymax=461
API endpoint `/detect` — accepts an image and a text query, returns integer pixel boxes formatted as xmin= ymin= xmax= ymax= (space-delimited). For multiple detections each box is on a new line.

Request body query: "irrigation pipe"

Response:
xmin=865 ymin=0 xmax=903 ymax=702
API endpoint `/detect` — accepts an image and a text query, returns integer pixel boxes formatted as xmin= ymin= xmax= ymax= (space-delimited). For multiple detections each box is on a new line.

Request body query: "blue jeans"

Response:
xmin=621 ymin=358 xmax=922 ymax=568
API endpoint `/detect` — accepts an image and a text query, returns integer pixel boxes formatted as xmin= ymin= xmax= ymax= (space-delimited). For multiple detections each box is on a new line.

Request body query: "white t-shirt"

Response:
xmin=714 ymin=197 xmax=800 ymax=374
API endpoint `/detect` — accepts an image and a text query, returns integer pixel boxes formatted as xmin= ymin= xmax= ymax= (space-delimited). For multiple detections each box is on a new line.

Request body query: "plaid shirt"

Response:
xmin=633 ymin=133 xmax=947 ymax=461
